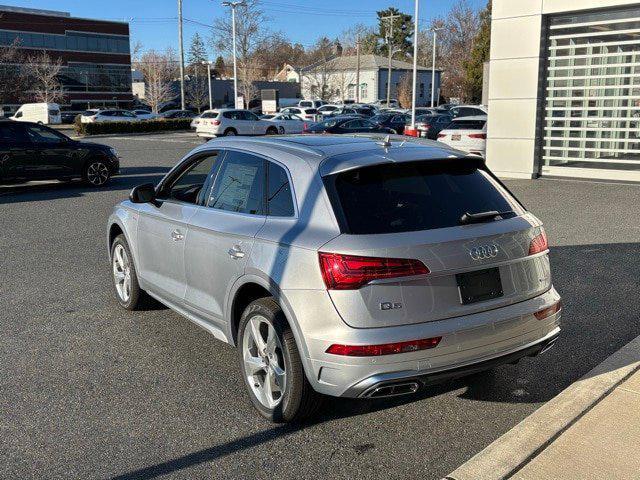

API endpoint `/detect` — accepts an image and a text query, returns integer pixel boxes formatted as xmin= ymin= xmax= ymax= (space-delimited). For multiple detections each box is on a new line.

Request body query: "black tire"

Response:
xmin=83 ymin=159 xmax=111 ymax=187
xmin=266 ymin=126 xmax=278 ymax=135
xmin=110 ymin=234 xmax=151 ymax=310
xmin=238 ymin=297 xmax=322 ymax=423
xmin=223 ymin=128 xmax=237 ymax=136
xmin=278 ymin=126 xmax=285 ymax=134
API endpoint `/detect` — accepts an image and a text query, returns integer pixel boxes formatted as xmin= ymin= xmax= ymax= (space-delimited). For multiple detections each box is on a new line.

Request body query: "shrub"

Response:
xmin=75 ymin=118 xmax=192 ymax=136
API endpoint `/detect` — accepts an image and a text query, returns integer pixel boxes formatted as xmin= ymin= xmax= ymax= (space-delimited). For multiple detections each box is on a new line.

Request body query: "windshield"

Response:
xmin=327 ymin=160 xmax=522 ymax=234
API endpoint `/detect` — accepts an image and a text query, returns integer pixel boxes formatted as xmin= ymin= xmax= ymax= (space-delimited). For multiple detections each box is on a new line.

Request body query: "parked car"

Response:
xmin=190 ymin=114 xmax=202 ymax=129
xmin=0 ymin=120 xmax=119 ymax=186
xmin=374 ymin=99 xmax=400 ymax=109
xmin=195 ymin=108 xmax=279 ymax=138
xmin=279 ymin=107 xmax=320 ymax=122
xmin=297 ymin=99 xmax=325 ymax=109
xmin=408 ymin=114 xmax=453 ymax=140
xmin=61 ymin=111 xmax=82 ymax=124
xmin=450 ymin=105 xmax=488 ymax=119
xmin=160 ymin=109 xmax=197 ymax=119
xmin=262 ymin=113 xmax=305 ymax=134
xmin=107 ymin=135 xmax=561 ymax=422
xmin=437 ymin=115 xmax=487 ymax=157
xmin=369 ymin=113 xmax=410 ymax=134
xmin=303 ymin=116 xmax=394 ymax=134
xmin=10 ymin=103 xmax=61 ymax=125
xmin=80 ymin=109 xmax=139 ymax=123
xmin=133 ymin=110 xmax=159 ymax=120
xmin=317 ymin=105 xmax=340 ymax=116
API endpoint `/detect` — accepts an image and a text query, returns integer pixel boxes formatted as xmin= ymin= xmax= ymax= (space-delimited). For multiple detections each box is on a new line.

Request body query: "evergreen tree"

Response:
xmin=213 ymin=55 xmax=226 ymax=77
xmin=464 ymin=1 xmax=491 ymax=103
xmin=374 ymin=7 xmax=413 ymax=58
xmin=187 ymin=33 xmax=207 ymax=67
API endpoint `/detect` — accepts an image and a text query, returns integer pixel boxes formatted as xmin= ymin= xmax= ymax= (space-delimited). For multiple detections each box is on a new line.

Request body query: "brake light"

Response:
xmin=529 ymin=229 xmax=549 ymax=255
xmin=303 ymin=122 xmax=308 ymax=130
xmin=318 ymin=252 xmax=429 ymax=290
xmin=404 ymin=126 xmax=418 ymax=137
xmin=534 ymin=301 xmax=561 ymax=320
xmin=469 ymin=133 xmax=486 ymax=139
xmin=326 ymin=337 xmax=442 ymax=357
xmin=437 ymin=133 xmax=446 ymax=138
xmin=212 ymin=119 xmax=221 ymax=126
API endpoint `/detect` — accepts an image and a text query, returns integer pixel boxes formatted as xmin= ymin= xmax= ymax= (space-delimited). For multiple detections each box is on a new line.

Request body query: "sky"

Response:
xmin=1 ymin=0 xmax=487 ymax=55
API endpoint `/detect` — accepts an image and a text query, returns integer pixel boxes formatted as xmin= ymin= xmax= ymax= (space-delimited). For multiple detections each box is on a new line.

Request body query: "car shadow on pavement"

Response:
xmin=0 ymin=167 xmax=170 ymax=204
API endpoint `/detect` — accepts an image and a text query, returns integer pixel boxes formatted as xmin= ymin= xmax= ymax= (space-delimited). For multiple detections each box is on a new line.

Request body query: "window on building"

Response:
xmin=419 ymin=83 xmax=424 ymax=98
xmin=360 ymin=83 xmax=368 ymax=99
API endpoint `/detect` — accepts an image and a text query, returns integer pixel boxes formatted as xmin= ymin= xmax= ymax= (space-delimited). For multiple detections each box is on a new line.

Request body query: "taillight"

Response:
xmin=326 ymin=337 xmax=442 ymax=357
xmin=404 ymin=126 xmax=418 ymax=137
xmin=302 ymin=122 xmax=308 ymax=130
xmin=437 ymin=133 xmax=446 ymax=138
xmin=529 ymin=228 xmax=549 ymax=255
xmin=318 ymin=252 xmax=429 ymax=290
xmin=469 ymin=133 xmax=486 ymax=139
xmin=212 ymin=119 xmax=221 ymax=126
xmin=534 ymin=300 xmax=561 ymax=320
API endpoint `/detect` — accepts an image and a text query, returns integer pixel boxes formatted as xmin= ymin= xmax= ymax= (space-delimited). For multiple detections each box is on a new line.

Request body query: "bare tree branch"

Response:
xmin=137 ymin=49 xmax=178 ymax=113
xmin=24 ymin=51 xmax=64 ymax=103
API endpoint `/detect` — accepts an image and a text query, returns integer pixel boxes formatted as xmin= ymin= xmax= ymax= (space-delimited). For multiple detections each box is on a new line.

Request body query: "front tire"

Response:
xmin=266 ymin=126 xmax=278 ymax=135
xmin=238 ymin=298 xmax=322 ymax=423
xmin=84 ymin=160 xmax=111 ymax=186
xmin=111 ymin=235 xmax=149 ymax=310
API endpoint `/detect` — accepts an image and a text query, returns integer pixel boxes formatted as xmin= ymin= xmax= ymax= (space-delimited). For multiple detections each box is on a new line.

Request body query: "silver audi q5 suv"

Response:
xmin=107 ymin=135 xmax=561 ymax=422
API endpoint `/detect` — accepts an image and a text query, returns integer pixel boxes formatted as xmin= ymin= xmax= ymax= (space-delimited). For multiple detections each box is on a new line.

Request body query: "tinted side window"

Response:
xmin=160 ymin=153 xmax=219 ymax=204
xmin=267 ymin=162 xmax=294 ymax=217
xmin=208 ymin=151 xmax=265 ymax=215
xmin=0 ymin=123 xmax=26 ymax=142
xmin=25 ymin=125 xmax=66 ymax=143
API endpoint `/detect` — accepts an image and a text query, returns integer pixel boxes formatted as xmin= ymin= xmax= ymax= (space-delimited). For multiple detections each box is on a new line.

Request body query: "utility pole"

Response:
xmin=178 ymin=0 xmax=185 ymax=110
xmin=431 ymin=28 xmax=443 ymax=108
xmin=204 ymin=61 xmax=213 ymax=110
xmin=382 ymin=13 xmax=402 ymax=106
xmin=355 ymin=35 xmax=360 ymax=103
xmin=410 ymin=0 xmax=419 ymax=128
xmin=222 ymin=1 xmax=246 ymax=109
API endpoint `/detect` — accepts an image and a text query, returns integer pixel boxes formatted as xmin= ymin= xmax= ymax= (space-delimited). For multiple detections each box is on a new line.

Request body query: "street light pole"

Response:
xmin=355 ymin=35 xmax=360 ymax=103
xmin=431 ymin=28 xmax=442 ymax=108
xmin=382 ymin=13 xmax=401 ymax=106
xmin=222 ymin=1 xmax=246 ymax=109
xmin=207 ymin=62 xmax=213 ymax=110
xmin=410 ymin=0 xmax=419 ymax=128
xmin=177 ymin=0 xmax=186 ymax=110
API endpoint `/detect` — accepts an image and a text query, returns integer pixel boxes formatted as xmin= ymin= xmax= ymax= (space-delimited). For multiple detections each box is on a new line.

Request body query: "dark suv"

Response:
xmin=0 ymin=120 xmax=119 ymax=186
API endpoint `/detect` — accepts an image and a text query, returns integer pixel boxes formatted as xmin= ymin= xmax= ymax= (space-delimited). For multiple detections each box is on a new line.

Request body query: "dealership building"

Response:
xmin=487 ymin=0 xmax=640 ymax=182
xmin=0 ymin=5 xmax=132 ymax=113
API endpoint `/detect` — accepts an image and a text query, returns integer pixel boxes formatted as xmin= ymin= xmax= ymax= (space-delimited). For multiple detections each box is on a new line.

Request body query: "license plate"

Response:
xmin=456 ymin=268 xmax=503 ymax=305
xmin=452 ymin=134 xmax=461 ymax=141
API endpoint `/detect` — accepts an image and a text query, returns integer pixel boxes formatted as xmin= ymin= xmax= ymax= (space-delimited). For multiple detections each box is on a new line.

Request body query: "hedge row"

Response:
xmin=74 ymin=118 xmax=193 ymax=136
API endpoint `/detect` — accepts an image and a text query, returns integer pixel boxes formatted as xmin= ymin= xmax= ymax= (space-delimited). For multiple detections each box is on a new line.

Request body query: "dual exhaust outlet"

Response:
xmin=365 ymin=381 xmax=421 ymax=398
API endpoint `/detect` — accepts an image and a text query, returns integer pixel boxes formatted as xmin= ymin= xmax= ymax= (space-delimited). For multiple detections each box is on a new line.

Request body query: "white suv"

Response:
xmin=196 ymin=109 xmax=278 ymax=138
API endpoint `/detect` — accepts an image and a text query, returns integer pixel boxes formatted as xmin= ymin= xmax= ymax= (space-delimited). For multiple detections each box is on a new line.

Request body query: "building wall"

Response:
xmin=377 ymin=69 xmax=440 ymax=106
xmin=488 ymin=0 xmax=640 ymax=179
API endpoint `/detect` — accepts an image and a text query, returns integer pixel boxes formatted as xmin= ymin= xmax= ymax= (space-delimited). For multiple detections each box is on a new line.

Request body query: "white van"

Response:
xmin=11 ymin=103 xmax=62 ymax=125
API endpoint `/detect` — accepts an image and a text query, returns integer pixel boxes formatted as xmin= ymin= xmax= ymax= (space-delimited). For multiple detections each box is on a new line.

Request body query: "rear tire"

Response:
xmin=278 ymin=126 xmax=285 ymax=134
xmin=266 ymin=126 xmax=278 ymax=135
xmin=238 ymin=297 xmax=322 ymax=423
xmin=223 ymin=128 xmax=237 ymax=136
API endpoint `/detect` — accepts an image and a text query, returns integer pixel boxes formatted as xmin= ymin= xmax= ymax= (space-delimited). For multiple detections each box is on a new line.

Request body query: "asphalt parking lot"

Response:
xmin=2 ymin=132 xmax=640 ymax=480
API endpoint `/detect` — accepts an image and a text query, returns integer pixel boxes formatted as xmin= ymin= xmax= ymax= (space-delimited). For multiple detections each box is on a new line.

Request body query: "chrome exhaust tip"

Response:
xmin=365 ymin=381 xmax=420 ymax=398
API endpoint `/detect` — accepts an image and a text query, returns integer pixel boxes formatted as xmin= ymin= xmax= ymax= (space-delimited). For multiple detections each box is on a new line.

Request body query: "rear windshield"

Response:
xmin=448 ymin=120 xmax=486 ymax=130
xmin=200 ymin=111 xmax=219 ymax=118
xmin=328 ymin=160 xmax=521 ymax=234
xmin=304 ymin=109 xmax=318 ymax=114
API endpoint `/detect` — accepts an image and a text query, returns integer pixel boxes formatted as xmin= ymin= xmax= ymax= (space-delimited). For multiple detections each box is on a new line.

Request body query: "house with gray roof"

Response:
xmin=300 ymin=54 xmax=441 ymax=106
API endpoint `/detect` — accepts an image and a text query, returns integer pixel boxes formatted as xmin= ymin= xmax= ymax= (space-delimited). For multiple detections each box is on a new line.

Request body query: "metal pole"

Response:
xmin=386 ymin=20 xmax=393 ymax=105
xmin=207 ymin=63 xmax=213 ymax=110
xmin=178 ymin=0 xmax=185 ymax=110
xmin=431 ymin=29 xmax=437 ymax=108
xmin=231 ymin=5 xmax=239 ymax=108
xmin=411 ymin=0 xmax=419 ymax=127
xmin=355 ymin=36 xmax=360 ymax=103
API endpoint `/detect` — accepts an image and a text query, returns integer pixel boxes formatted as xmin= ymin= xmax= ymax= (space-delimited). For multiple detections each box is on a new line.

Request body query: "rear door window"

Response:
xmin=0 ymin=123 xmax=27 ymax=142
xmin=327 ymin=160 xmax=522 ymax=234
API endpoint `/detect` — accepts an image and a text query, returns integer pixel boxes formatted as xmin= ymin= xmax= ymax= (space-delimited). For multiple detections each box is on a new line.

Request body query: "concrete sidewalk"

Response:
xmin=513 ymin=368 xmax=640 ymax=480
xmin=446 ymin=335 xmax=640 ymax=480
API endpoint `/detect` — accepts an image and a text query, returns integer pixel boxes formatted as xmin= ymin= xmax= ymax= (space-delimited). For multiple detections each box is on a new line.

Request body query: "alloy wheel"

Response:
xmin=242 ymin=315 xmax=286 ymax=409
xmin=86 ymin=161 xmax=110 ymax=186
xmin=112 ymin=244 xmax=132 ymax=302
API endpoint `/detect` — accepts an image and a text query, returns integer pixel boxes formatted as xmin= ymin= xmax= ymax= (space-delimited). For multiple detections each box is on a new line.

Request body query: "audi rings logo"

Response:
xmin=469 ymin=244 xmax=499 ymax=260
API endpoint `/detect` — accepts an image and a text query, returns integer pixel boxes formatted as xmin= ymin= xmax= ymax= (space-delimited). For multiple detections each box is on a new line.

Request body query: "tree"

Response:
xmin=187 ymin=33 xmax=207 ymax=69
xmin=374 ymin=7 xmax=413 ymax=58
xmin=213 ymin=55 xmax=226 ymax=78
xmin=339 ymin=24 xmax=377 ymax=55
xmin=186 ymin=77 xmax=209 ymax=112
xmin=464 ymin=1 xmax=491 ymax=103
xmin=138 ymin=49 xmax=177 ymax=113
xmin=25 ymin=51 xmax=64 ymax=103
xmin=0 ymin=40 xmax=33 ymax=105
xmin=397 ymin=72 xmax=412 ymax=108
xmin=300 ymin=37 xmax=335 ymax=100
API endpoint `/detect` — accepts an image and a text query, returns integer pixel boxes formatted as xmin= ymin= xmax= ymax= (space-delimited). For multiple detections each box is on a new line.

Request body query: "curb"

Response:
xmin=72 ymin=130 xmax=194 ymax=139
xmin=444 ymin=334 xmax=640 ymax=480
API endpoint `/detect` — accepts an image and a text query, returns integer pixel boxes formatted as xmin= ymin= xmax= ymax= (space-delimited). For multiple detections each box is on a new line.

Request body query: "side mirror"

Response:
xmin=129 ymin=183 xmax=156 ymax=203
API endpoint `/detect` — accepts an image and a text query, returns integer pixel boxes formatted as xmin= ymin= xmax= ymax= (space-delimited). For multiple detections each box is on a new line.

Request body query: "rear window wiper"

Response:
xmin=459 ymin=210 xmax=516 ymax=225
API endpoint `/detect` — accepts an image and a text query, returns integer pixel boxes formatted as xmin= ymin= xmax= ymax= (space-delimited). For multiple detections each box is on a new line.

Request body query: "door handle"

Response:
xmin=228 ymin=245 xmax=245 ymax=259
xmin=171 ymin=229 xmax=184 ymax=241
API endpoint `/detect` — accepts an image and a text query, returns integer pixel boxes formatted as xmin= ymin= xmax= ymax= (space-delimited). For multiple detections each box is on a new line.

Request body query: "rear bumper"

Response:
xmin=345 ymin=328 xmax=559 ymax=398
